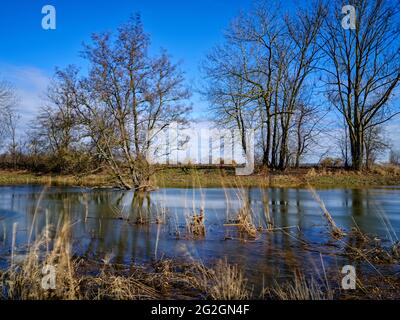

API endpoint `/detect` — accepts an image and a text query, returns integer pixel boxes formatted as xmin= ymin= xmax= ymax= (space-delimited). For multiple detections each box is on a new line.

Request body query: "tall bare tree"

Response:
xmin=322 ymin=0 xmax=400 ymax=170
xmin=202 ymin=2 xmax=283 ymax=167
xmin=276 ymin=3 xmax=325 ymax=169
xmin=202 ymin=1 xmax=325 ymax=170
xmin=202 ymin=63 xmax=255 ymax=155
xmin=67 ymin=15 xmax=191 ymax=190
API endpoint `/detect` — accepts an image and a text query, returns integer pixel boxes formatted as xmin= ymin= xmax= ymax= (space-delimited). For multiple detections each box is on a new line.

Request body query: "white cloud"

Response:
xmin=0 ymin=64 xmax=50 ymax=127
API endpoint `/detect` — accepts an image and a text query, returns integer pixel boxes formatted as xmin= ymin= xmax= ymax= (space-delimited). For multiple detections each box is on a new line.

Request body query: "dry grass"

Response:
xmin=1 ymin=213 xmax=399 ymax=300
xmin=224 ymin=206 xmax=258 ymax=239
xmin=235 ymin=204 xmax=258 ymax=239
xmin=0 ymin=219 xmax=252 ymax=300
xmin=207 ymin=260 xmax=249 ymax=300
xmin=224 ymin=190 xmax=259 ymax=239
xmin=264 ymin=272 xmax=334 ymax=300
xmin=309 ymin=187 xmax=346 ymax=238
xmin=79 ymin=266 xmax=160 ymax=300
xmin=1 ymin=222 xmax=80 ymax=300
xmin=370 ymin=164 xmax=400 ymax=177
xmin=186 ymin=208 xmax=206 ymax=237
xmin=0 ymin=170 xmax=112 ymax=188
xmin=194 ymin=259 xmax=250 ymax=300
xmin=91 ymin=275 xmax=156 ymax=300
xmin=0 ymin=255 xmax=250 ymax=300
xmin=344 ymin=228 xmax=400 ymax=264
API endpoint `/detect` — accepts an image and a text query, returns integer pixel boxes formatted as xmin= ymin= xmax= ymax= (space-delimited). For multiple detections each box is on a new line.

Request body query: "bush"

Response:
xmin=319 ymin=157 xmax=343 ymax=168
xmin=371 ymin=164 xmax=400 ymax=176
xmin=0 ymin=150 xmax=101 ymax=175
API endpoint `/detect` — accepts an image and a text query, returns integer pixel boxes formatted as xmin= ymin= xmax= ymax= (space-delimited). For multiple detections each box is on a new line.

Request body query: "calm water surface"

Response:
xmin=1 ymin=185 xmax=399 ymax=287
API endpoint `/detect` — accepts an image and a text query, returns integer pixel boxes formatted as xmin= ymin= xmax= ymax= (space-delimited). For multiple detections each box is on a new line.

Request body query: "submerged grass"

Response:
xmin=1 ymin=222 xmax=79 ymax=300
xmin=309 ymin=187 xmax=346 ymax=238
xmin=186 ymin=208 xmax=206 ymax=238
xmin=344 ymin=228 xmax=400 ymax=265
xmin=4 ymin=219 xmax=393 ymax=301
xmin=224 ymin=200 xmax=259 ymax=239
xmin=0 ymin=221 xmax=250 ymax=300
xmin=1 ymin=215 xmax=400 ymax=300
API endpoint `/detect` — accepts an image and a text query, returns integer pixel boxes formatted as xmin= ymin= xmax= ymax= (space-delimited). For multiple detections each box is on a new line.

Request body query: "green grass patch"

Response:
xmin=1 ymin=167 xmax=400 ymax=189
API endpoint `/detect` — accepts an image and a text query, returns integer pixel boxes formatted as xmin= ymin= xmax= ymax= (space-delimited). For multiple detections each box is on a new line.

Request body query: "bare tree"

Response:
xmin=202 ymin=1 xmax=325 ymax=170
xmin=0 ymin=80 xmax=20 ymax=167
xmin=68 ymin=15 xmax=191 ymax=190
xmin=364 ymin=125 xmax=388 ymax=168
xmin=0 ymin=80 xmax=17 ymax=149
xmin=291 ymin=97 xmax=326 ymax=168
xmin=337 ymin=121 xmax=351 ymax=168
xmin=202 ymin=2 xmax=283 ymax=167
xmin=202 ymin=63 xmax=255 ymax=155
xmin=276 ymin=3 xmax=325 ymax=170
xmin=322 ymin=0 xmax=400 ymax=170
xmin=33 ymin=66 xmax=81 ymax=157
xmin=6 ymin=110 xmax=20 ymax=169
xmin=389 ymin=148 xmax=400 ymax=165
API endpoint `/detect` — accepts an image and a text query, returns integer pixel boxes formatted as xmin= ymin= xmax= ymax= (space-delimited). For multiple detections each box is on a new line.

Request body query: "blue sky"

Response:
xmin=0 ymin=0 xmax=255 ymax=119
xmin=0 ymin=0 xmax=253 ymax=70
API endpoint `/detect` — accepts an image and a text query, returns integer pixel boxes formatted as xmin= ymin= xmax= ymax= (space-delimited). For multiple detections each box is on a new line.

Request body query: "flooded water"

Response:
xmin=1 ymin=185 xmax=399 ymax=289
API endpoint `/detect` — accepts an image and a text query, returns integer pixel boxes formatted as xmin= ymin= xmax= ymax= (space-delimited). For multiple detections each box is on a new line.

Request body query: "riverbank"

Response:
xmin=155 ymin=166 xmax=400 ymax=189
xmin=1 ymin=166 xmax=400 ymax=189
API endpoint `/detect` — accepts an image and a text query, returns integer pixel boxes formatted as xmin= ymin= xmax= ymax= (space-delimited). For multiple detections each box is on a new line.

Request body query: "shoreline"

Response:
xmin=1 ymin=168 xmax=400 ymax=189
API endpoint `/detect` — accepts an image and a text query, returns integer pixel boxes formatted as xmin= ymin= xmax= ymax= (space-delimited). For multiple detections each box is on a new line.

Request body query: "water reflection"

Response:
xmin=0 ymin=185 xmax=399 ymax=285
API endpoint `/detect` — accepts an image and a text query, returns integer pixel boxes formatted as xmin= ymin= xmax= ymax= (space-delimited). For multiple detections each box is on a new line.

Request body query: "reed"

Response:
xmin=1 ymin=221 xmax=80 ymax=300
xmin=264 ymin=272 xmax=334 ymax=300
xmin=236 ymin=204 xmax=258 ymax=238
xmin=261 ymin=189 xmax=274 ymax=231
xmin=186 ymin=208 xmax=206 ymax=238
xmin=0 ymin=214 xmax=253 ymax=300
xmin=194 ymin=259 xmax=249 ymax=300
xmin=224 ymin=190 xmax=258 ymax=239
xmin=309 ymin=187 xmax=345 ymax=238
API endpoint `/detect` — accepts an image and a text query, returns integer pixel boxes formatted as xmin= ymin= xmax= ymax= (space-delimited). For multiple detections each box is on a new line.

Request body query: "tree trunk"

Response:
xmin=350 ymin=130 xmax=364 ymax=171
xmin=278 ymin=131 xmax=288 ymax=170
